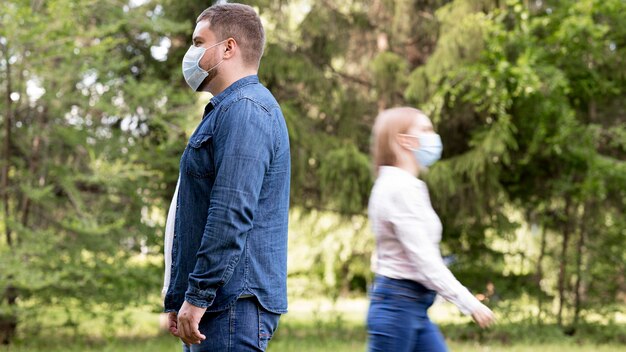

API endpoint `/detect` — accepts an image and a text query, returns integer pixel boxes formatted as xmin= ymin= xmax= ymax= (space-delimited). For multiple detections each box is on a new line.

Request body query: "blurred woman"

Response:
xmin=367 ymin=107 xmax=495 ymax=352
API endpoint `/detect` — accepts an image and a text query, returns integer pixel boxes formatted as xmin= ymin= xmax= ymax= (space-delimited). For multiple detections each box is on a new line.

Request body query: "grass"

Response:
xmin=2 ymin=335 xmax=624 ymax=352
xmin=1 ymin=297 xmax=624 ymax=351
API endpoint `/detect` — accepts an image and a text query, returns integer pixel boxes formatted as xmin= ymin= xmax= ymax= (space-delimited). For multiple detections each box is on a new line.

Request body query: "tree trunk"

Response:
xmin=0 ymin=41 xmax=18 ymax=346
xmin=1 ymin=41 xmax=13 ymax=247
xmin=376 ymin=31 xmax=389 ymax=112
xmin=557 ymin=197 xmax=572 ymax=327
xmin=0 ymin=284 xmax=17 ymax=345
xmin=535 ymin=224 xmax=547 ymax=324
xmin=18 ymin=107 xmax=46 ymax=230
xmin=573 ymin=202 xmax=590 ymax=327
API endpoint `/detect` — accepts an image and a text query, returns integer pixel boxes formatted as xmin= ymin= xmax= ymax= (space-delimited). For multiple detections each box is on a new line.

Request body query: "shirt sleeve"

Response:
xmin=185 ymin=99 xmax=274 ymax=308
xmin=389 ymin=185 xmax=482 ymax=315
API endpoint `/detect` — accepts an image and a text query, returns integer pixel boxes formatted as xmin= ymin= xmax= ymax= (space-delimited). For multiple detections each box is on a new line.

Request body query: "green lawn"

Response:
xmin=1 ymin=298 xmax=624 ymax=352
xmin=2 ymin=331 xmax=624 ymax=352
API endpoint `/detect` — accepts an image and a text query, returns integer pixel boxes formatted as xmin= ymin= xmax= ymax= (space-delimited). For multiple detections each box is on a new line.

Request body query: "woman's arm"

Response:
xmin=390 ymin=185 xmax=482 ymax=315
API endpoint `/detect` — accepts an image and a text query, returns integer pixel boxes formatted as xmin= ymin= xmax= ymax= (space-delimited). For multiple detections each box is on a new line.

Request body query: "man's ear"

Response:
xmin=223 ymin=38 xmax=237 ymax=59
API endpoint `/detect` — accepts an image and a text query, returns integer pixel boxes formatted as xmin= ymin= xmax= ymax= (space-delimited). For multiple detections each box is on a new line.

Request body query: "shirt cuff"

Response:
xmin=184 ymin=286 xmax=216 ymax=308
xmin=456 ymin=293 xmax=482 ymax=315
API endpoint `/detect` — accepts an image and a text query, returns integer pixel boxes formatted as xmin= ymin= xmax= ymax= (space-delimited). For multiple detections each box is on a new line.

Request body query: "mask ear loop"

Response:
xmin=197 ymin=39 xmax=229 ymax=73
xmin=205 ymin=59 xmax=224 ymax=73
xmin=397 ymin=134 xmax=420 ymax=150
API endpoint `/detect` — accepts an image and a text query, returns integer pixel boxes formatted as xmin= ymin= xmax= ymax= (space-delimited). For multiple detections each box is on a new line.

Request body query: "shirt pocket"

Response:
xmin=184 ymin=133 xmax=214 ymax=178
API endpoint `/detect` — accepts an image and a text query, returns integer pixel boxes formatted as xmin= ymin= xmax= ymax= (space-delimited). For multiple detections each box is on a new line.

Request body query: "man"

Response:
xmin=163 ymin=3 xmax=290 ymax=351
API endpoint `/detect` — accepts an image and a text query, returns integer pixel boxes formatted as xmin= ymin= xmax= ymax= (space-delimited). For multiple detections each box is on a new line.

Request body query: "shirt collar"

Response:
xmin=378 ymin=166 xmax=423 ymax=185
xmin=209 ymin=74 xmax=259 ymax=108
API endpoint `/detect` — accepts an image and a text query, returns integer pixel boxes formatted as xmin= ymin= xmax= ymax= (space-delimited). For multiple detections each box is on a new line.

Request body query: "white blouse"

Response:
xmin=368 ymin=166 xmax=481 ymax=315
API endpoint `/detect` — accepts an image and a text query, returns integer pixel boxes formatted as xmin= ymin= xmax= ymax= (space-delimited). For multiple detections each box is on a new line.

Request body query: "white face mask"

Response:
xmin=181 ymin=40 xmax=226 ymax=91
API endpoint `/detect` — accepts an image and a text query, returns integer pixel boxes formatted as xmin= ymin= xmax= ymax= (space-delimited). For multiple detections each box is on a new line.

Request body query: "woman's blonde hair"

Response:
xmin=371 ymin=107 xmax=425 ymax=173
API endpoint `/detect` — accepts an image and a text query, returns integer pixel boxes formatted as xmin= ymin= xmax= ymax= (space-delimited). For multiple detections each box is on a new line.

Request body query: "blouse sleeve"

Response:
xmin=389 ymin=185 xmax=482 ymax=315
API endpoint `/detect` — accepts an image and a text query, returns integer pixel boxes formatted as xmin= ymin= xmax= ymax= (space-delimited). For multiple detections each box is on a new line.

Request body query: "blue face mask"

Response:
xmin=411 ymin=133 xmax=443 ymax=168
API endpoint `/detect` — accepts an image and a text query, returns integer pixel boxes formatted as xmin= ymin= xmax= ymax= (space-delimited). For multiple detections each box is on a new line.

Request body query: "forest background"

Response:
xmin=1 ymin=0 xmax=625 ymax=350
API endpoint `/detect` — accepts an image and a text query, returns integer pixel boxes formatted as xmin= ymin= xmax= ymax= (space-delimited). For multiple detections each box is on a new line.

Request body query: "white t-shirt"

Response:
xmin=162 ymin=177 xmax=180 ymax=297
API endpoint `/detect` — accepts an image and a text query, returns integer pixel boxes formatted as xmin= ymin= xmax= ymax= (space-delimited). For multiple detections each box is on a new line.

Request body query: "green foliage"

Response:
xmin=371 ymin=52 xmax=409 ymax=107
xmin=288 ymin=210 xmax=372 ymax=299
xmin=319 ymin=144 xmax=372 ymax=214
xmin=0 ymin=0 xmax=189 ymax=336
xmin=1 ymin=0 xmax=625 ymax=342
xmin=406 ymin=0 xmax=626 ymax=328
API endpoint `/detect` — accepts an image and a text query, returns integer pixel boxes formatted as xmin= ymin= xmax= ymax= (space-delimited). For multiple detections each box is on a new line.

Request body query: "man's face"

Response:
xmin=192 ymin=20 xmax=224 ymax=91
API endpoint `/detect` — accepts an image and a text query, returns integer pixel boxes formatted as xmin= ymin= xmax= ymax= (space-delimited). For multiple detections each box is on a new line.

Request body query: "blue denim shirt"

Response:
xmin=164 ymin=75 xmax=290 ymax=314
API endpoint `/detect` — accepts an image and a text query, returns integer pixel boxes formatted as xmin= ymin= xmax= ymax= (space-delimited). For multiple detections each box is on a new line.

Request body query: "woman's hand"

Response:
xmin=471 ymin=304 xmax=495 ymax=328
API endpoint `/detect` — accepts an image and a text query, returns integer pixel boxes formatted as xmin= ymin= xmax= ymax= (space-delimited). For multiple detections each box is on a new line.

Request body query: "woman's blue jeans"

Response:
xmin=367 ymin=275 xmax=448 ymax=352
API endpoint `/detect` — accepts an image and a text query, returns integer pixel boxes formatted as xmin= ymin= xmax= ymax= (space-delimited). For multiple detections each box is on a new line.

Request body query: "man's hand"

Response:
xmin=167 ymin=312 xmax=180 ymax=337
xmin=471 ymin=303 xmax=495 ymax=328
xmin=177 ymin=300 xmax=207 ymax=345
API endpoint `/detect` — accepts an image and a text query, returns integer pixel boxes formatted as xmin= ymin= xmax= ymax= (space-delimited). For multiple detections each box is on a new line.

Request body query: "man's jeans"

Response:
xmin=367 ymin=275 xmax=448 ymax=352
xmin=182 ymin=297 xmax=280 ymax=352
